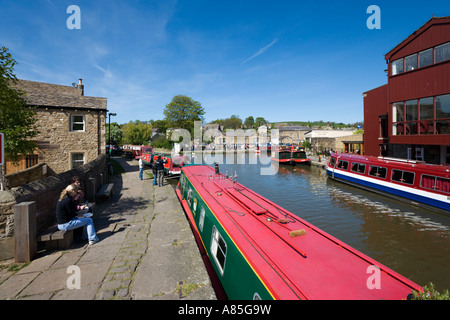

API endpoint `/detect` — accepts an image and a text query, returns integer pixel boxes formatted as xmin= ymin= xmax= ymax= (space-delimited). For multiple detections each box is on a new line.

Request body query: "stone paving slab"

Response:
xmin=0 ymin=157 xmax=216 ymax=300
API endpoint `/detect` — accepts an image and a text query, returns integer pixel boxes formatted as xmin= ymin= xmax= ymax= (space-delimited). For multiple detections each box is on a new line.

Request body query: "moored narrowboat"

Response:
xmin=142 ymin=151 xmax=190 ymax=176
xmin=326 ymin=153 xmax=450 ymax=213
xmin=176 ymin=164 xmax=422 ymax=300
xmin=272 ymin=146 xmax=310 ymax=165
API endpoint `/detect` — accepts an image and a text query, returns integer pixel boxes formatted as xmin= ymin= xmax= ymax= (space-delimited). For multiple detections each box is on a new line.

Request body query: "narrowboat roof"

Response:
xmin=181 ymin=164 xmax=422 ymax=300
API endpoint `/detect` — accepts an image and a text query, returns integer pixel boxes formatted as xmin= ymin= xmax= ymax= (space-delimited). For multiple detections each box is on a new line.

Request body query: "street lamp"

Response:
xmin=108 ymin=112 xmax=117 ymax=158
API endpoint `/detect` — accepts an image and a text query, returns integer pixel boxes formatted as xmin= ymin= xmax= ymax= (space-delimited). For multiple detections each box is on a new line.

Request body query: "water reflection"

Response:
xmin=184 ymin=152 xmax=450 ymax=291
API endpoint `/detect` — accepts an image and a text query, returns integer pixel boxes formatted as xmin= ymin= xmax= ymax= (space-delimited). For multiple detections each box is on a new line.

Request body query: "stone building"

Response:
xmin=9 ymin=79 xmax=107 ymax=175
xmin=277 ymin=126 xmax=311 ymax=145
xmin=304 ymin=130 xmax=361 ymax=154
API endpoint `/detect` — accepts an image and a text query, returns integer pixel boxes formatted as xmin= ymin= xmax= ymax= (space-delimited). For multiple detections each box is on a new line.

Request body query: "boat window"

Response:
xmin=199 ymin=207 xmax=205 ymax=232
xmin=391 ymin=170 xmax=415 ymax=185
xmin=369 ymin=166 xmax=387 ymax=179
xmin=351 ymin=162 xmax=366 ymax=174
xmin=337 ymin=160 xmax=349 ymax=170
xmin=211 ymin=226 xmax=227 ymax=275
xmin=330 ymin=157 xmax=336 ymax=167
xmin=421 ymin=175 xmax=450 ymax=194
xmin=187 ymin=188 xmax=192 ymax=206
xmin=193 ymin=197 xmax=198 ymax=214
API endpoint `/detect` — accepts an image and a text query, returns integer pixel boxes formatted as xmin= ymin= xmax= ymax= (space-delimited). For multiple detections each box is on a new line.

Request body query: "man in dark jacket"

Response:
xmin=155 ymin=156 xmax=167 ymax=187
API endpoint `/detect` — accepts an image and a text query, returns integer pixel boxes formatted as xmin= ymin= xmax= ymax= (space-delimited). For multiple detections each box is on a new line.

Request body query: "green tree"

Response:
xmin=254 ymin=117 xmax=267 ymax=128
xmin=106 ymin=122 xmax=122 ymax=145
xmin=244 ymin=116 xmax=255 ymax=129
xmin=163 ymin=95 xmax=205 ymax=134
xmin=121 ymin=120 xmax=152 ymax=145
xmin=0 ymin=46 xmax=39 ymax=163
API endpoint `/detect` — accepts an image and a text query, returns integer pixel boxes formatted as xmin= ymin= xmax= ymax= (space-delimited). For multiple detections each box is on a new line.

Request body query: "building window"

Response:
xmin=211 ymin=226 xmax=227 ymax=275
xmin=405 ymin=100 xmax=418 ymax=135
xmin=435 ymin=42 xmax=450 ymax=64
xmin=71 ymin=115 xmax=85 ymax=131
xmin=392 ymin=58 xmax=404 ymax=75
xmin=405 ymin=54 xmax=417 ymax=71
xmin=436 ymin=94 xmax=450 ymax=135
xmin=393 ymin=95 xmax=450 ymax=136
xmin=71 ymin=153 xmax=85 ymax=168
xmin=419 ymin=48 xmax=433 ymax=67
xmin=392 ymin=102 xmax=404 ymax=135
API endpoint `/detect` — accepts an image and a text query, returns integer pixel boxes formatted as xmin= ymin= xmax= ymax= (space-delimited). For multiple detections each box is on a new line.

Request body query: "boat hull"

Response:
xmin=326 ymin=154 xmax=450 ymax=213
xmin=177 ymin=164 xmax=422 ymax=300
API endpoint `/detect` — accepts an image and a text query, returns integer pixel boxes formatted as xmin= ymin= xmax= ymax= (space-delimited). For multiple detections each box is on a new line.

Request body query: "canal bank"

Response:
xmin=0 ymin=157 xmax=216 ymax=300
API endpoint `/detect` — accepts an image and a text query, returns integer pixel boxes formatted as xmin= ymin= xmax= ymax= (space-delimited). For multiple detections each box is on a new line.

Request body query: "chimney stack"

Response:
xmin=77 ymin=78 xmax=84 ymax=96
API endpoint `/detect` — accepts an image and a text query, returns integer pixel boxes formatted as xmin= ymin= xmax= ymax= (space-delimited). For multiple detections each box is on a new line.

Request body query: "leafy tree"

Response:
xmin=244 ymin=116 xmax=255 ymax=129
xmin=0 ymin=46 xmax=39 ymax=163
xmin=106 ymin=122 xmax=122 ymax=145
xmin=121 ymin=120 xmax=152 ymax=145
xmin=163 ymin=95 xmax=205 ymax=134
xmin=254 ymin=117 xmax=267 ymax=128
xmin=223 ymin=115 xmax=242 ymax=129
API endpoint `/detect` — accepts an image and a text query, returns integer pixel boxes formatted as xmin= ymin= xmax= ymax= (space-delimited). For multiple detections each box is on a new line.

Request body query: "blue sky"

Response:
xmin=1 ymin=0 xmax=449 ymax=125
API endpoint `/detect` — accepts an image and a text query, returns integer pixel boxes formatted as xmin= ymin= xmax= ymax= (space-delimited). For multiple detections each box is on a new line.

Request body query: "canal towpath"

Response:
xmin=0 ymin=157 xmax=216 ymax=300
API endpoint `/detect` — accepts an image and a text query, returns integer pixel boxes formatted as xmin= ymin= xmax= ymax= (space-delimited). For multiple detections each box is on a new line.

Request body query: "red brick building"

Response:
xmin=364 ymin=17 xmax=450 ymax=165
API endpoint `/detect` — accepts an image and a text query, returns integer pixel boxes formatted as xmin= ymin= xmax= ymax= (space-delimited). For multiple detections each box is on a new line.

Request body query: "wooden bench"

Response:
xmin=96 ymin=183 xmax=114 ymax=200
xmin=38 ymin=225 xmax=73 ymax=250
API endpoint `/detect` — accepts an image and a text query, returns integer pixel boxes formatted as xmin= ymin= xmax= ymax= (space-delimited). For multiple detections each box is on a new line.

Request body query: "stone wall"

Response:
xmin=5 ymin=163 xmax=49 ymax=188
xmin=35 ymin=108 xmax=106 ymax=174
xmin=0 ymin=154 xmax=107 ymax=238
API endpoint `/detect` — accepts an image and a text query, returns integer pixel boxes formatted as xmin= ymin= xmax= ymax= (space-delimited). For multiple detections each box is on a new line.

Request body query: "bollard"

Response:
xmin=14 ymin=201 xmax=37 ymax=263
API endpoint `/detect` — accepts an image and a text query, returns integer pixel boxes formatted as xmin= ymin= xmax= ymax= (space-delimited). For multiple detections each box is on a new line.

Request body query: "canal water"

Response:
xmin=183 ymin=152 xmax=450 ymax=292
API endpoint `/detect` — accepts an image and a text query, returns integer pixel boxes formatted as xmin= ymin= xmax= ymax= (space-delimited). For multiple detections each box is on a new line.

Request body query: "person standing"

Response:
xmin=155 ymin=155 xmax=167 ymax=187
xmin=139 ymin=156 xmax=144 ymax=180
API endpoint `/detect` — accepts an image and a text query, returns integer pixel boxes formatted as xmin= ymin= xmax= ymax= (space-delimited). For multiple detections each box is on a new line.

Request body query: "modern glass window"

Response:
xmin=435 ymin=42 xmax=450 ymax=64
xmin=393 ymin=95 xmax=450 ymax=136
xmin=405 ymin=54 xmax=417 ymax=71
xmin=419 ymin=97 xmax=434 ymax=135
xmin=436 ymin=94 xmax=450 ymax=119
xmin=419 ymin=48 xmax=433 ymax=67
xmin=71 ymin=153 xmax=85 ymax=169
xmin=392 ymin=102 xmax=404 ymax=136
xmin=392 ymin=58 xmax=404 ymax=75
xmin=70 ymin=115 xmax=85 ymax=131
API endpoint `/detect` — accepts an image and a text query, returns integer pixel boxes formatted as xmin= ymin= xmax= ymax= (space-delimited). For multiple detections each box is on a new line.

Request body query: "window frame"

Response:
xmin=70 ymin=114 xmax=85 ymax=132
xmin=70 ymin=152 xmax=85 ymax=169
xmin=210 ymin=226 xmax=227 ymax=275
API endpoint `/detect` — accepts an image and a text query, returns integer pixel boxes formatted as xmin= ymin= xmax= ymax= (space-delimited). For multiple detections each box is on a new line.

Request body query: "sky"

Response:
xmin=1 ymin=0 xmax=449 ymax=125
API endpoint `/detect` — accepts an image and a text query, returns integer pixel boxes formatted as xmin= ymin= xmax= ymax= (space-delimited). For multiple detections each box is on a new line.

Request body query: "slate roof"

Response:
xmin=13 ymin=79 xmax=107 ymax=110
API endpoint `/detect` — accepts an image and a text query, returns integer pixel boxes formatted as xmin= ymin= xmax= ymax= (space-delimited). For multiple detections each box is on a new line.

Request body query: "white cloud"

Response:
xmin=241 ymin=38 xmax=278 ymax=65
